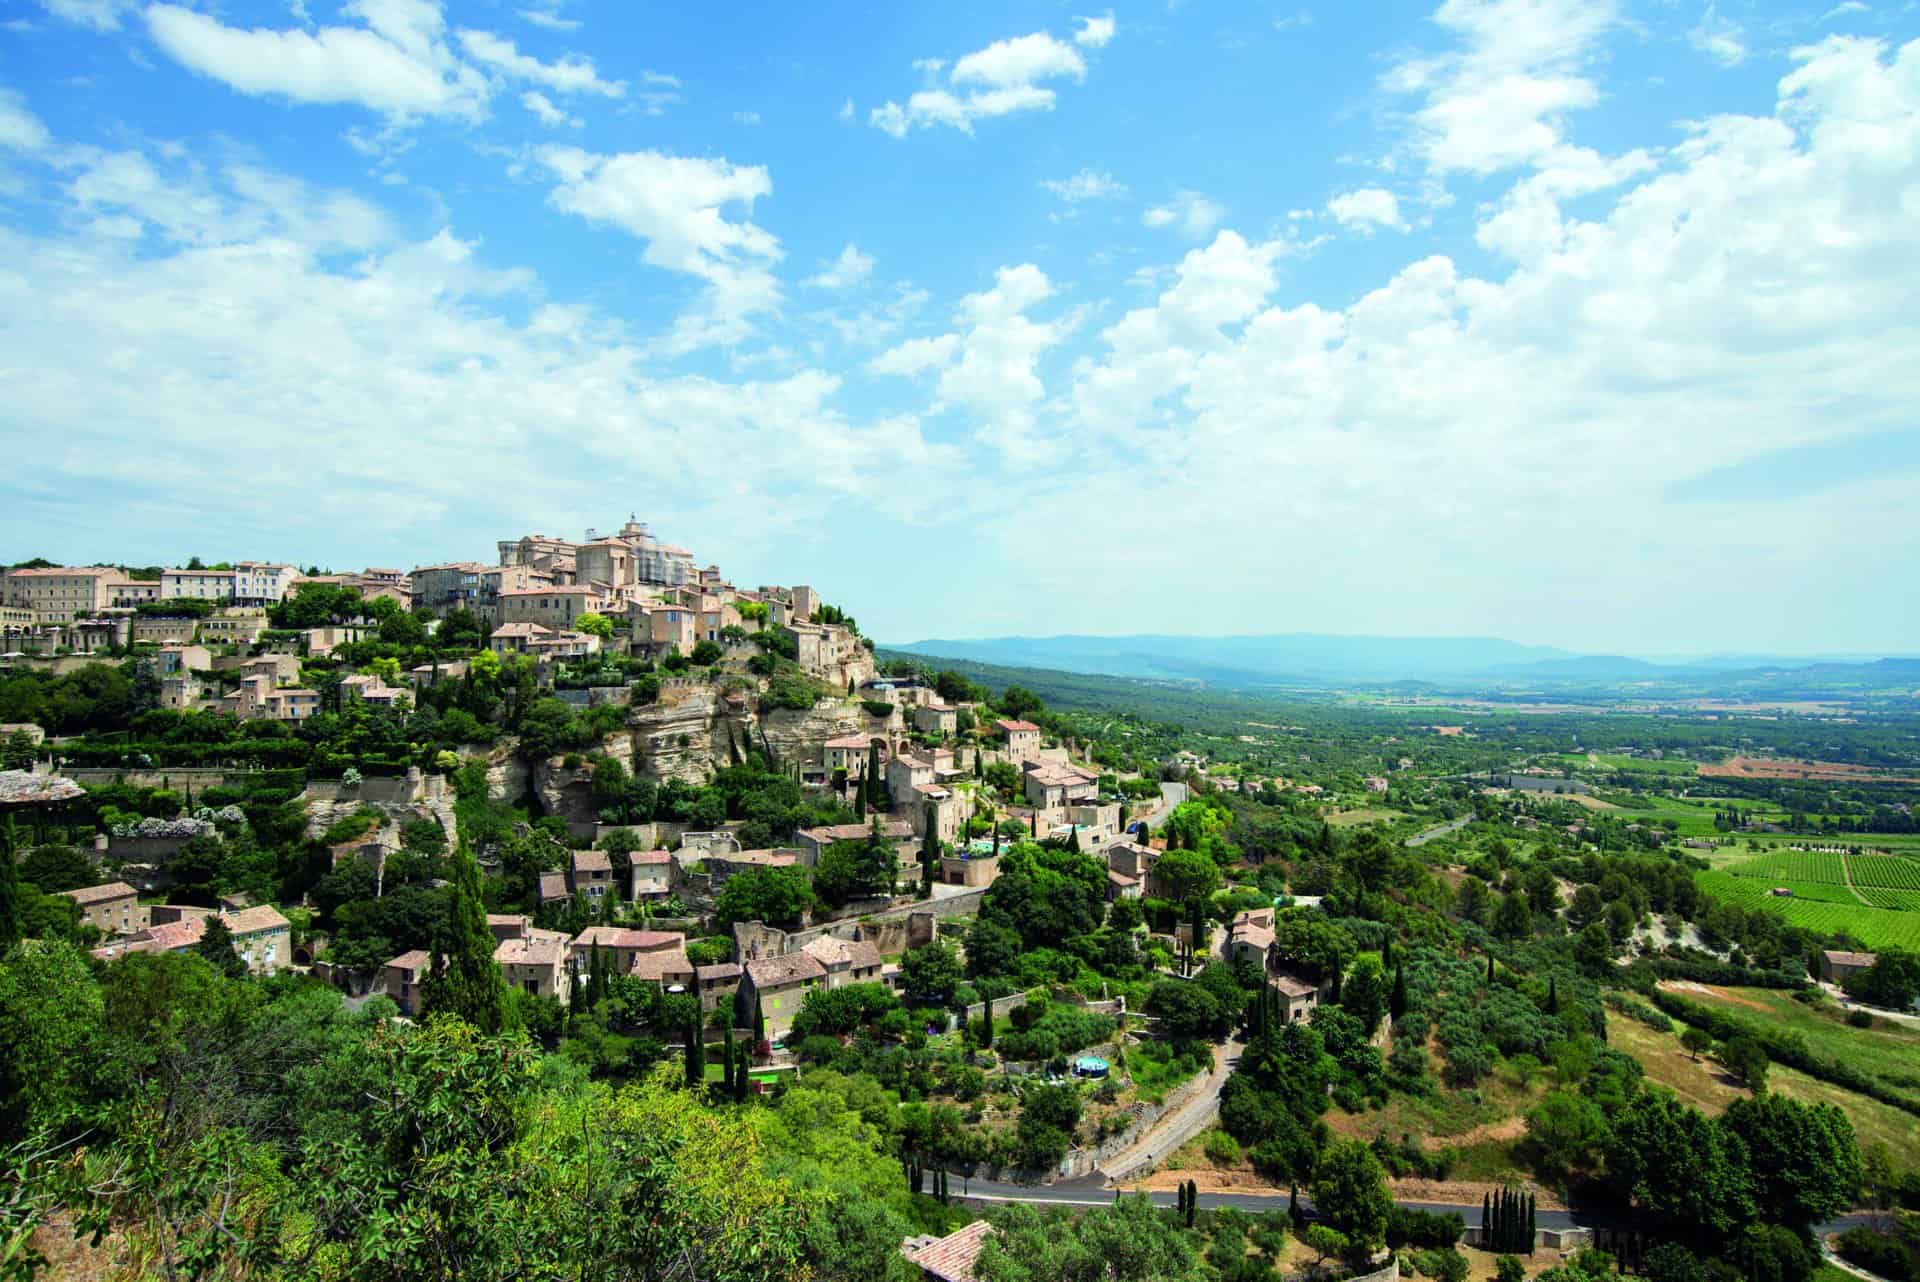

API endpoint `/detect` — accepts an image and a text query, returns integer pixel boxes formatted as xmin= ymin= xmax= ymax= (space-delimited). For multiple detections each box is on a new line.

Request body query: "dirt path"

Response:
xmin=1840 ymin=855 xmax=1874 ymax=906
xmin=1098 ymin=1038 xmax=1242 ymax=1182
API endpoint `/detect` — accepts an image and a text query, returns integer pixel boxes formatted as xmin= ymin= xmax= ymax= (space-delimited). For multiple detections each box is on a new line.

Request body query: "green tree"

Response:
xmin=1309 ymin=1139 xmax=1392 ymax=1251
xmin=0 ymin=820 xmax=21 ymax=952
xmin=975 ymin=1194 xmax=1206 ymax=1282
xmin=1493 ymin=890 xmax=1534 ymax=940
xmin=420 ymin=842 xmax=509 ymax=1034
xmin=1721 ymin=1093 xmax=1862 ymax=1231
xmin=574 ymin=611 xmax=614 ymax=638
xmin=714 ymin=865 xmax=816 ymax=929
xmin=900 ymin=941 xmax=963 ymax=1006
xmin=1495 ymin=1256 xmax=1526 ymax=1282
xmin=1680 ymin=1027 xmax=1714 ymax=1060
xmin=1154 ymin=848 xmax=1222 ymax=904
xmin=1340 ymin=955 xmax=1391 ymax=1033
xmin=194 ymin=915 xmax=249 ymax=979
xmin=1719 ymin=1035 xmax=1770 ymax=1092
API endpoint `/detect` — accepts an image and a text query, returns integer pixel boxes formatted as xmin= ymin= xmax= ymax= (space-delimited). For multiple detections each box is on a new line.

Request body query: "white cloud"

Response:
xmin=456 ymin=29 xmax=625 ymax=97
xmin=37 ymin=0 xmax=135 ymax=30
xmin=0 ymin=132 xmax=954 ymax=557
xmin=805 ymin=243 xmax=875 ymax=290
xmin=1274 ymin=9 xmax=1314 ymax=31
xmin=520 ymin=90 xmax=576 ymax=127
xmin=734 ymin=110 xmax=762 ymax=126
xmin=1383 ymin=0 xmax=1620 ymax=176
xmin=1327 ymin=187 xmax=1407 ymax=232
xmin=0 ymin=89 xmax=51 ymax=153
xmin=519 ymin=3 xmax=578 ymax=31
xmin=1142 ymin=190 xmax=1224 ymax=237
xmin=536 ymin=146 xmax=781 ymax=349
xmin=838 ymin=98 xmax=854 ymax=122
xmin=1821 ymin=2 xmax=1868 ymax=20
xmin=1004 ymin=34 xmax=1920 ymax=647
xmin=871 ymin=28 xmax=1098 ymax=136
xmin=870 ymin=264 xmax=1077 ymax=461
xmin=1073 ymin=11 xmax=1116 ymax=49
xmin=1043 ymin=168 xmax=1128 ymax=202
xmin=1689 ymin=5 xmax=1749 ymax=67
xmin=143 ymin=0 xmax=490 ymax=122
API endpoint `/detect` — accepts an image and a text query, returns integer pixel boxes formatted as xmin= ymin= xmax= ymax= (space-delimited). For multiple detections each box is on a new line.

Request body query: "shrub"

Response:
xmin=1204 ymin=1130 xmax=1243 ymax=1167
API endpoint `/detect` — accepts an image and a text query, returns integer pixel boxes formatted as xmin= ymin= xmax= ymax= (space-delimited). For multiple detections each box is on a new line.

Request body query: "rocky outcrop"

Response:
xmin=759 ymin=702 xmax=871 ymax=771
xmin=628 ymin=685 xmax=723 ymax=784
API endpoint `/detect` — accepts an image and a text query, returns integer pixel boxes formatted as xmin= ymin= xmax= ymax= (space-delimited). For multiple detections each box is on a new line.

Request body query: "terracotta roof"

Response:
xmin=744 ymin=953 xmax=827 ymax=988
xmin=1234 ymin=924 xmax=1276 ymax=952
xmin=800 ymin=821 xmax=913 ymax=843
xmin=572 ymin=850 xmax=612 ymax=874
xmin=630 ymin=948 xmax=694 ymax=982
xmin=5 ymin=565 xmax=115 ymax=577
xmin=697 ymin=963 xmax=742 ymax=982
xmin=573 ymin=927 xmax=684 ymax=951
xmin=488 ymin=913 xmax=530 ymax=930
xmin=491 ymin=622 xmax=555 ymax=639
xmin=996 ymin=719 xmax=1041 ymax=733
xmin=142 ymin=918 xmax=207 ymax=950
xmin=1107 ymin=869 xmax=1139 ymax=886
xmin=500 ymin=586 xmax=595 ymax=597
xmin=60 ymin=880 xmax=137 ymax=905
xmin=823 ymin=734 xmax=873 ymax=749
xmin=224 ymin=906 xmax=290 ymax=935
xmin=387 ymin=949 xmax=430 ymax=973
xmin=802 ymin=935 xmax=882 ymax=972
xmin=1272 ymin=971 xmax=1318 ymax=998
xmin=902 ymin=1220 xmax=994 ymax=1282
xmin=1824 ymin=949 xmax=1878 ymax=967
xmin=537 ymin=872 xmax=570 ymax=902
xmin=630 ymin=849 xmax=672 ymax=864
xmin=495 ymin=932 xmax=568 ymax=968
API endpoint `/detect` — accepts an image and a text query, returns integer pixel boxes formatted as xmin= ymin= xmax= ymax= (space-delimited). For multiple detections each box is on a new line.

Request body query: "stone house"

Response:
xmin=59 ymin=881 xmax=144 ymax=937
xmin=154 ymin=644 xmax=213 ymax=678
xmin=995 ymin=719 xmax=1042 ymax=760
xmin=887 ymin=753 xmax=936 ymax=809
xmin=627 ymin=848 xmax=675 ymax=899
xmin=795 ymin=821 xmax=915 ymax=870
xmin=304 ymin=626 xmax=364 ymax=659
xmin=571 ymin=927 xmax=684 ymax=979
xmin=384 ymin=949 xmax=430 ymax=1015
xmin=495 ymin=929 xmax=571 ymax=1002
xmin=339 ymin=673 xmax=408 ymax=709
xmin=1822 ymin=949 xmax=1878 ymax=984
xmin=801 ymin=935 xmax=883 ymax=987
xmin=911 ymin=703 xmax=958 ymax=736
xmin=1105 ymin=868 xmax=1142 ymax=900
xmin=487 ymin=914 xmax=531 ymax=943
xmin=569 ymin=849 xmax=613 ymax=900
xmin=1023 ymin=761 xmax=1098 ymax=809
xmin=939 ymin=852 xmax=1001 ymax=888
xmin=1106 ymin=841 xmax=1161 ymax=894
xmin=1270 ymin=971 xmax=1319 ymax=1023
xmin=822 ymin=733 xmax=875 ymax=781
xmin=694 ymin=962 xmax=742 ymax=1012
xmin=740 ymin=952 xmax=828 ymax=1038
xmin=706 ymin=848 xmax=802 ymax=889
xmin=224 ymin=905 xmax=292 ymax=974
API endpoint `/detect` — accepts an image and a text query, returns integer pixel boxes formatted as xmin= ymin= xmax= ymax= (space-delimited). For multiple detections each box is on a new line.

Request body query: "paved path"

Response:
xmin=1097 ymin=1039 xmax=1243 ymax=1183
xmin=1406 ymin=815 xmax=1474 ymax=848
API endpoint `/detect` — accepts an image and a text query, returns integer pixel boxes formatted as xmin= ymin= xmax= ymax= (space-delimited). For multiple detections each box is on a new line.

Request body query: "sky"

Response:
xmin=1 ymin=0 xmax=1918 ymax=655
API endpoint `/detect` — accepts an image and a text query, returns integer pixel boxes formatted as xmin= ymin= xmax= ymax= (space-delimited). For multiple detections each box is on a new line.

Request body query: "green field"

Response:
xmin=1714 ymin=849 xmax=1920 ymax=912
xmin=1554 ymin=752 xmax=1699 ymax=776
xmin=1696 ymin=868 xmax=1920 ymax=951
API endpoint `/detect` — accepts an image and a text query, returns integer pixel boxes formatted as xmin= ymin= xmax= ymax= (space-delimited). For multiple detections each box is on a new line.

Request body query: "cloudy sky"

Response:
xmin=1 ymin=0 xmax=1917 ymax=654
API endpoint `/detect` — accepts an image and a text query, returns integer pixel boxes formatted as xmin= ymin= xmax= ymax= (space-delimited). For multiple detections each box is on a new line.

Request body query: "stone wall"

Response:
xmin=64 ymin=767 xmax=242 ymax=790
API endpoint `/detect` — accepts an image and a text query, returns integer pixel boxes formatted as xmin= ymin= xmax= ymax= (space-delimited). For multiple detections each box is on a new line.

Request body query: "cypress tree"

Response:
xmin=1067 ymin=826 xmax=1081 ymax=853
xmin=1482 ymin=1193 xmax=1491 ymax=1248
xmin=1390 ymin=965 xmax=1408 ymax=1020
xmin=1382 ymin=934 xmax=1394 ymax=968
xmin=982 ymin=994 xmax=994 ymax=1048
xmin=0 ymin=818 xmax=21 ymax=954
xmin=735 ymin=1043 xmax=750 ymax=1101
xmin=865 ymin=742 xmax=880 ymax=810
xmin=1487 ymin=953 xmax=1495 ymax=985
xmin=723 ymin=1023 xmax=736 ymax=1096
xmin=1526 ymin=1192 xmax=1536 ymax=1255
xmin=685 ymin=1013 xmax=705 ymax=1089
xmin=1029 ymin=812 xmax=1037 ymax=837
xmin=420 ymin=841 xmax=508 ymax=1034
xmin=1547 ymin=976 xmax=1560 ymax=1014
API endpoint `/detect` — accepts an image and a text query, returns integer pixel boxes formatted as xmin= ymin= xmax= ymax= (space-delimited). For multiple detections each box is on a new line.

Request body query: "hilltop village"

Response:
xmin=3 ymin=518 xmax=1918 ymax=1282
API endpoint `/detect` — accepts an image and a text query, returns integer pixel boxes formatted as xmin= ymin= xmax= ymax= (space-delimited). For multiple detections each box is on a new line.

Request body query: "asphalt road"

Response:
xmin=1406 ymin=815 xmax=1475 ymax=847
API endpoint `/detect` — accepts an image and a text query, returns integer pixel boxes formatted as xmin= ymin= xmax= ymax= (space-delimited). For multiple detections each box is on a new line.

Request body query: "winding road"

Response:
xmin=1406 ymin=815 xmax=1474 ymax=848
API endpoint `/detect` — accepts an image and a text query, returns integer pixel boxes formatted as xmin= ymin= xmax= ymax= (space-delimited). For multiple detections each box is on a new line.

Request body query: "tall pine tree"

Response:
xmin=420 ymin=841 xmax=508 ymax=1033
xmin=0 ymin=818 xmax=21 ymax=954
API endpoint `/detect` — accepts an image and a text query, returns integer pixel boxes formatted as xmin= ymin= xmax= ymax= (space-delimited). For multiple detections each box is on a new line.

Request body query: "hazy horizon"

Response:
xmin=4 ymin=1 xmax=1919 ymax=653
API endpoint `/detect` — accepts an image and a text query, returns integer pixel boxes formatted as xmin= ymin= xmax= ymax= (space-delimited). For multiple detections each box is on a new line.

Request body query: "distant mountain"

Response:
xmin=887 ymin=632 xmax=1578 ymax=685
xmin=886 ymin=633 xmax=1920 ymax=693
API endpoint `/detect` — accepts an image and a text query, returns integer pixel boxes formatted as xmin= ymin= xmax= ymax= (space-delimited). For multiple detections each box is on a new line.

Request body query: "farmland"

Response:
xmin=1695 ymin=868 xmax=1920 ymax=951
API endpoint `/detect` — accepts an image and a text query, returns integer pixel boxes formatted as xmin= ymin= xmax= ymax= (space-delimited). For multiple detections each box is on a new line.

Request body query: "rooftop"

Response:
xmin=801 ymin=935 xmax=882 ymax=971
xmin=744 ymin=952 xmax=827 ymax=988
xmin=387 ymin=949 xmax=431 ymax=972
xmin=59 ymin=880 xmax=137 ymax=905
xmin=996 ymin=719 xmax=1041 ymax=733
xmin=224 ymin=906 xmax=291 ymax=935
xmin=1825 ymin=949 xmax=1878 ymax=966
xmin=0 ymin=771 xmax=85 ymax=806
xmin=495 ymin=932 xmax=568 ymax=968
xmin=901 ymin=1220 xmax=994 ymax=1282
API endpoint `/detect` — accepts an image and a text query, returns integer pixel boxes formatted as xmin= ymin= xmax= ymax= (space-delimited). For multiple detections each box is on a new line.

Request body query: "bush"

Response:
xmin=1204 ymin=1130 xmax=1243 ymax=1167
xmin=1848 ymin=1008 xmax=1876 ymax=1029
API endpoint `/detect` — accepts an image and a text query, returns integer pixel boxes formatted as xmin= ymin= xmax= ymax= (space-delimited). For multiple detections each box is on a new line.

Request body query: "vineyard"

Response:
xmin=1699 ymin=849 xmax=1920 ymax=951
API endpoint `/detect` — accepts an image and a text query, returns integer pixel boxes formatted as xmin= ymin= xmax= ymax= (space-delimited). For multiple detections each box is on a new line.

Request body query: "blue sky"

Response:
xmin=2 ymin=0 xmax=1918 ymax=654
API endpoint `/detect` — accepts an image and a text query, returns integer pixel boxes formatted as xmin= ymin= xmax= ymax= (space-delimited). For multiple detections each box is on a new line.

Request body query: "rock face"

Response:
xmin=628 ymin=685 xmax=722 ymax=784
xmin=619 ymin=679 xmax=899 ymax=786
